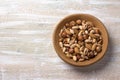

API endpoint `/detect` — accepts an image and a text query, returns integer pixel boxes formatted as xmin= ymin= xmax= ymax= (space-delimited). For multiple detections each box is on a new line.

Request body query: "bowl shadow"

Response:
xmin=68 ymin=37 xmax=113 ymax=73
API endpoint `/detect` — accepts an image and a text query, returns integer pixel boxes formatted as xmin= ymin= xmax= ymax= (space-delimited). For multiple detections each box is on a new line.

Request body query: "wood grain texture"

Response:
xmin=0 ymin=0 xmax=119 ymax=80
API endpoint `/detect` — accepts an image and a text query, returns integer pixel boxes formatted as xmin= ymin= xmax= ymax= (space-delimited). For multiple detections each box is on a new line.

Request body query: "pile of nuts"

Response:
xmin=58 ymin=19 xmax=103 ymax=62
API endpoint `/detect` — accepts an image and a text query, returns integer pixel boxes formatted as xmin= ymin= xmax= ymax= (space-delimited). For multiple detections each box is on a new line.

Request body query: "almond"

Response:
xmin=74 ymin=47 xmax=79 ymax=53
xmin=92 ymin=43 xmax=97 ymax=51
xmin=85 ymin=43 xmax=92 ymax=50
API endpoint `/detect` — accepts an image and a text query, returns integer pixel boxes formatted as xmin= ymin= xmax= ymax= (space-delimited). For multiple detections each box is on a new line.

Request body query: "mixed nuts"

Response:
xmin=59 ymin=19 xmax=103 ymax=62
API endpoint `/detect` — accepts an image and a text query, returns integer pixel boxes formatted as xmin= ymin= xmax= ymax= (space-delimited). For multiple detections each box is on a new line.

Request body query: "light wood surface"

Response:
xmin=0 ymin=0 xmax=120 ymax=80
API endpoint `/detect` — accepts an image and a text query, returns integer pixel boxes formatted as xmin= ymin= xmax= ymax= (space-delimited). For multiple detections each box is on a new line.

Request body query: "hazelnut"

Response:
xmin=96 ymin=46 xmax=102 ymax=52
xmin=61 ymin=31 xmax=67 ymax=38
xmin=65 ymin=23 xmax=70 ymax=27
xmin=78 ymin=35 xmax=84 ymax=41
xmin=70 ymin=21 xmax=76 ymax=26
xmin=76 ymin=19 xmax=81 ymax=25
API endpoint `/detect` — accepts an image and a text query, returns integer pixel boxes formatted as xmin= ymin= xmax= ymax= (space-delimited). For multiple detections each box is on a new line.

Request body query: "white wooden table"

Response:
xmin=0 ymin=0 xmax=120 ymax=80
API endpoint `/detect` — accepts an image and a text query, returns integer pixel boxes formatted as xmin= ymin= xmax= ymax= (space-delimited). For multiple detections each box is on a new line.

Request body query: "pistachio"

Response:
xmin=90 ymin=30 xmax=95 ymax=34
xmin=59 ymin=38 xmax=63 ymax=42
xmin=85 ymin=39 xmax=92 ymax=43
xmin=69 ymin=39 xmax=75 ymax=45
xmin=84 ymin=48 xmax=88 ymax=55
xmin=94 ymin=52 xmax=98 ymax=56
xmin=78 ymin=30 xmax=83 ymax=36
xmin=79 ymin=58 xmax=84 ymax=62
xmin=85 ymin=30 xmax=88 ymax=34
xmin=92 ymin=38 xmax=96 ymax=43
xmin=62 ymin=47 xmax=66 ymax=52
xmin=66 ymin=53 xmax=72 ymax=58
xmin=82 ymin=20 xmax=86 ymax=25
xmin=70 ymin=44 xmax=76 ymax=48
xmin=59 ymin=42 xmax=63 ymax=48
xmin=64 ymin=44 xmax=70 ymax=47
xmin=80 ymin=46 xmax=84 ymax=52
xmin=79 ymin=25 xmax=83 ymax=30
xmin=65 ymin=29 xmax=71 ymax=35
xmin=74 ymin=29 xmax=79 ymax=34
xmin=70 ymin=29 xmax=74 ymax=34
xmin=72 ymin=26 xmax=79 ymax=29
xmin=87 ymin=52 xmax=95 ymax=58
xmin=84 ymin=56 xmax=89 ymax=60
xmin=82 ymin=25 xmax=87 ymax=30
xmin=98 ymin=40 xmax=103 ymax=44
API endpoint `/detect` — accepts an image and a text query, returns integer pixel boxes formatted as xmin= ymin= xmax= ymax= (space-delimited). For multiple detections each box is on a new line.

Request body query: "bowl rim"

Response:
xmin=53 ymin=13 xmax=109 ymax=67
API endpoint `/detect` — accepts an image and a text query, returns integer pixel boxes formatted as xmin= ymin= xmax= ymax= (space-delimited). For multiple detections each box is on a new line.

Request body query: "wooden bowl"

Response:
xmin=53 ymin=14 xmax=108 ymax=67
